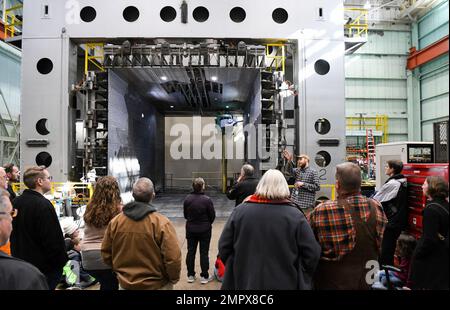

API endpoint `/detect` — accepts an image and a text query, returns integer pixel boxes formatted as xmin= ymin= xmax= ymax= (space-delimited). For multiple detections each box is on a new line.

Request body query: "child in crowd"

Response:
xmin=375 ymin=234 xmax=416 ymax=289
xmin=62 ymin=221 xmax=96 ymax=289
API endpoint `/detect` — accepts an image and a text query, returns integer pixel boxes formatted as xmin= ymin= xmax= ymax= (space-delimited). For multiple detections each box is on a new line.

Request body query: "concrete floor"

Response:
xmin=84 ymin=190 xmax=234 ymax=290
xmin=152 ymin=190 xmax=235 ymax=218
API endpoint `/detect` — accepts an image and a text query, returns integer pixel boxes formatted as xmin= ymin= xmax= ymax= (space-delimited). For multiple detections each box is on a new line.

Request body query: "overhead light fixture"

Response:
xmin=141 ymin=113 xmax=145 ymax=118
xmin=170 ymin=105 xmax=174 ymax=109
xmin=364 ymin=1 xmax=371 ymax=9
xmin=211 ymin=76 xmax=218 ymax=82
xmin=161 ymin=76 xmax=168 ymax=81
xmin=225 ymin=105 xmax=230 ymax=109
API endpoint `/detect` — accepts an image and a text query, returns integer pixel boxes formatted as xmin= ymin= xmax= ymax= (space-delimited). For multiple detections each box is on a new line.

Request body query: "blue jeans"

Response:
xmin=379 ymin=270 xmax=403 ymax=287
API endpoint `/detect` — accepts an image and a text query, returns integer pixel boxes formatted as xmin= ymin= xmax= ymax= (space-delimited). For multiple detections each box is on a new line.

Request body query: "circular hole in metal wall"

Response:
xmin=272 ymin=8 xmax=288 ymax=24
xmin=123 ymin=6 xmax=140 ymax=22
xmin=315 ymin=118 xmax=331 ymax=135
xmin=36 ymin=58 xmax=53 ymax=75
xmin=36 ymin=119 xmax=50 ymax=135
xmin=230 ymin=7 xmax=246 ymax=23
xmin=80 ymin=6 xmax=97 ymax=23
xmin=314 ymin=59 xmax=330 ymax=75
xmin=193 ymin=6 xmax=209 ymax=22
xmin=36 ymin=152 xmax=53 ymax=168
xmin=160 ymin=6 xmax=177 ymax=22
xmin=315 ymin=151 xmax=331 ymax=168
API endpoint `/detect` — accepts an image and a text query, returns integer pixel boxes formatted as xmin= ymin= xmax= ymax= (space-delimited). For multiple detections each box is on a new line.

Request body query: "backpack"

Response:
xmin=384 ymin=180 xmax=409 ymax=228
xmin=428 ymin=203 xmax=449 ymax=249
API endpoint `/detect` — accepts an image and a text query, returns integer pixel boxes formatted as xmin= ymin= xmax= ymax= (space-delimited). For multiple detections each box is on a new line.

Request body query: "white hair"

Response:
xmin=132 ymin=178 xmax=154 ymax=203
xmin=0 ymin=189 xmax=9 ymax=213
xmin=255 ymin=169 xmax=290 ymax=200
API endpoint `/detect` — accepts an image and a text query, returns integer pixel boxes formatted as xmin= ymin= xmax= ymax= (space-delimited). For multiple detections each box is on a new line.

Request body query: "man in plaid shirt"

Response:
xmin=309 ymin=162 xmax=387 ymax=289
xmin=289 ymin=153 xmax=320 ymax=212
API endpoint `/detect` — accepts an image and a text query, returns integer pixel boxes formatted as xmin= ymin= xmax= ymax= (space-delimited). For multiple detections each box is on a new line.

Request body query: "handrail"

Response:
xmin=266 ymin=43 xmax=286 ymax=73
xmin=85 ymin=43 xmax=105 ymax=75
xmin=4 ymin=3 xmax=23 ymax=38
xmin=346 ymin=114 xmax=389 ymax=144
xmin=11 ymin=182 xmax=93 ymax=203
xmin=344 ymin=8 xmax=368 ymax=39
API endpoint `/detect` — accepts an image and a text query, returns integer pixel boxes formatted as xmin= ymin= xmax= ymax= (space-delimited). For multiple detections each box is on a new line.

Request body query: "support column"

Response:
xmin=407 ymin=22 xmax=422 ymax=141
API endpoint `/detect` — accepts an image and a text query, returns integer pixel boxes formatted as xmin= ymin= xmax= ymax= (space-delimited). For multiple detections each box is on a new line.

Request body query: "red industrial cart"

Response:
xmin=402 ymin=163 xmax=449 ymax=239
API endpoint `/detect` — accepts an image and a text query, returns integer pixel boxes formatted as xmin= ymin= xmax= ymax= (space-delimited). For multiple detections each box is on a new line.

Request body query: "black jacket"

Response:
xmin=375 ymin=174 xmax=408 ymax=229
xmin=0 ymin=251 xmax=49 ymax=290
xmin=226 ymin=177 xmax=259 ymax=206
xmin=218 ymin=201 xmax=321 ymax=290
xmin=183 ymin=192 xmax=215 ymax=238
xmin=410 ymin=198 xmax=449 ymax=290
xmin=11 ymin=189 xmax=68 ymax=275
xmin=7 ymin=185 xmax=17 ymax=201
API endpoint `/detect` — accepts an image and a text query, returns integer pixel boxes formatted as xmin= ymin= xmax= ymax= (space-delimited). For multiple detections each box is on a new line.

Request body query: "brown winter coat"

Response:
xmin=101 ymin=201 xmax=181 ymax=290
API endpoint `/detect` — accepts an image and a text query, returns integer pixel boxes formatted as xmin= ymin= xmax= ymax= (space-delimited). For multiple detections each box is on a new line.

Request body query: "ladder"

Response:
xmin=366 ymin=128 xmax=376 ymax=179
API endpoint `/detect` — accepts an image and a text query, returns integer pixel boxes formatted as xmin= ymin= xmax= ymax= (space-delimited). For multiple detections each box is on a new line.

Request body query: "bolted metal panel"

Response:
xmin=23 ymin=0 xmax=344 ymax=40
xmin=20 ymin=38 xmax=71 ymax=180
xmin=302 ymin=39 xmax=346 ymax=198
xmin=21 ymin=0 xmax=346 ymax=186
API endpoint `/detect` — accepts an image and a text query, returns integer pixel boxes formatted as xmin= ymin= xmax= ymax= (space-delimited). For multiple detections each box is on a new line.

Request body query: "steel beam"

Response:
xmin=407 ymin=35 xmax=449 ymax=70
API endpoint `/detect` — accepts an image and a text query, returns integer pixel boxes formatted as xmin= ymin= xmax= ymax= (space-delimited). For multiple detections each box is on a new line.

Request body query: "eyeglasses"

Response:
xmin=0 ymin=209 xmax=18 ymax=218
xmin=41 ymin=176 xmax=53 ymax=181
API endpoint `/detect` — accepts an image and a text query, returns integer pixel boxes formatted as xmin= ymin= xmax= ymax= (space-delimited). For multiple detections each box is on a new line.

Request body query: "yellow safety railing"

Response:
xmin=4 ymin=4 xmax=23 ymax=38
xmin=376 ymin=114 xmax=388 ymax=144
xmin=266 ymin=43 xmax=286 ymax=73
xmin=344 ymin=8 xmax=368 ymax=39
xmin=85 ymin=43 xmax=105 ymax=75
xmin=346 ymin=114 xmax=389 ymax=144
xmin=11 ymin=182 xmax=93 ymax=206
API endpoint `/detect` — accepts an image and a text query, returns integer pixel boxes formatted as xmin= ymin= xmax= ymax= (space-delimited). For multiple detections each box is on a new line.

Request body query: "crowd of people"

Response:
xmin=0 ymin=156 xmax=448 ymax=290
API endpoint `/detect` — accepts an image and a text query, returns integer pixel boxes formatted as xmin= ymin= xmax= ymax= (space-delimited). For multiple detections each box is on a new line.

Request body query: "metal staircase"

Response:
xmin=259 ymin=70 xmax=278 ymax=172
xmin=74 ymin=71 xmax=109 ymax=180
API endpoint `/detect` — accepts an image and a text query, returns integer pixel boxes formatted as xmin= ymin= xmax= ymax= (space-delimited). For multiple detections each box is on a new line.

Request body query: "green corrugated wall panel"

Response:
xmin=421 ymin=95 xmax=449 ymax=120
xmin=419 ymin=55 xmax=449 ymax=141
xmin=410 ymin=0 xmax=449 ymax=141
xmin=345 ymin=55 xmax=407 ymax=79
xmin=388 ymin=134 xmax=409 ymax=142
xmin=389 ymin=119 xmax=409 ymax=134
xmin=346 ymin=79 xmax=407 ymax=99
xmin=420 ymin=54 xmax=449 ymax=74
xmin=418 ymin=0 xmax=449 ymax=49
xmin=422 ymin=117 xmax=448 ymax=142
xmin=421 ymin=70 xmax=449 ymax=100
xmin=345 ymin=29 xmax=410 ymax=144
xmin=355 ymin=31 xmax=411 ymax=55
xmin=0 ymin=41 xmax=21 ymax=119
xmin=346 ymin=99 xmax=407 ymax=116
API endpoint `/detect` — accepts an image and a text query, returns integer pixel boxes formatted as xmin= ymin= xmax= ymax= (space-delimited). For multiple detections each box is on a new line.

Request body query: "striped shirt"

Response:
xmin=291 ymin=166 xmax=320 ymax=209
xmin=309 ymin=194 xmax=387 ymax=261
